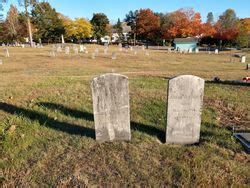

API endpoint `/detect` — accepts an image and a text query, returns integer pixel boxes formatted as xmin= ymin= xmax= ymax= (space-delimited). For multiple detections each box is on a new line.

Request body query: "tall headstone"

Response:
xmin=111 ymin=52 xmax=117 ymax=60
xmin=166 ymin=75 xmax=205 ymax=144
xmin=91 ymin=73 xmax=131 ymax=141
xmin=4 ymin=48 xmax=10 ymax=58
xmin=241 ymin=56 xmax=246 ymax=63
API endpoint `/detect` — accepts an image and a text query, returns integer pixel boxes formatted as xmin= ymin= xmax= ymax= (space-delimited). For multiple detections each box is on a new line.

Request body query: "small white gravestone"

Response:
xmin=0 ymin=59 xmax=3 ymax=65
xmin=111 ymin=52 xmax=117 ymax=60
xmin=142 ymin=45 xmax=145 ymax=51
xmin=241 ymin=56 xmax=246 ymax=63
xmin=65 ymin=46 xmax=70 ymax=55
xmin=188 ymin=48 xmax=193 ymax=53
xmin=168 ymin=48 xmax=171 ymax=53
xmin=195 ymin=48 xmax=199 ymax=53
xmin=79 ymin=45 xmax=84 ymax=52
xmin=215 ymin=49 xmax=219 ymax=54
xmin=91 ymin=52 xmax=96 ymax=59
xmin=91 ymin=73 xmax=131 ymax=141
xmin=21 ymin=44 xmax=25 ymax=48
xmin=166 ymin=75 xmax=205 ymax=144
xmin=4 ymin=49 xmax=10 ymax=58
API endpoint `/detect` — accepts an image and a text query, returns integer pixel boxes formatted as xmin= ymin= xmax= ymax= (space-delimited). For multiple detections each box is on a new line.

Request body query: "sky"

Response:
xmin=2 ymin=0 xmax=250 ymax=23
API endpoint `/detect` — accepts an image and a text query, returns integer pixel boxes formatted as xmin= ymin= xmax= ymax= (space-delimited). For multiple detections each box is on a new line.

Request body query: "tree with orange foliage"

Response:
xmin=161 ymin=8 xmax=203 ymax=39
xmin=136 ymin=9 xmax=160 ymax=40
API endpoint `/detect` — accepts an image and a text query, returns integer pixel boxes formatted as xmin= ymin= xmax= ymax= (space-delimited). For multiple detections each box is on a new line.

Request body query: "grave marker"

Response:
xmin=195 ymin=48 xmax=199 ymax=53
xmin=215 ymin=49 xmax=219 ymax=54
xmin=4 ymin=48 xmax=10 ymax=58
xmin=241 ymin=56 xmax=246 ymax=63
xmin=0 ymin=59 xmax=2 ymax=65
xmin=188 ymin=48 xmax=192 ymax=53
xmin=111 ymin=52 xmax=117 ymax=60
xmin=65 ymin=46 xmax=70 ymax=55
xmin=91 ymin=53 xmax=96 ymax=59
xmin=91 ymin=73 xmax=131 ymax=141
xmin=166 ymin=75 xmax=205 ymax=144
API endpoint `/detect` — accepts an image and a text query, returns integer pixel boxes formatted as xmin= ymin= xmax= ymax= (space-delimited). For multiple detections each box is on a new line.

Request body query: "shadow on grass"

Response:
xmin=131 ymin=122 xmax=165 ymax=142
xmin=0 ymin=102 xmax=95 ymax=139
xmin=37 ymin=102 xmax=166 ymax=142
xmin=37 ymin=102 xmax=94 ymax=121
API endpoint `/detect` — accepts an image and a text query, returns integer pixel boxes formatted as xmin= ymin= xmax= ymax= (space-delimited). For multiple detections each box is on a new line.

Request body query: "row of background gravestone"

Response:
xmin=92 ymin=73 xmax=204 ymax=144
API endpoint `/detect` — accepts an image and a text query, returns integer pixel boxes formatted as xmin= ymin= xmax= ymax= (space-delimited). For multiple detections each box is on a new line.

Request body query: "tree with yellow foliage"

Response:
xmin=64 ymin=18 xmax=92 ymax=42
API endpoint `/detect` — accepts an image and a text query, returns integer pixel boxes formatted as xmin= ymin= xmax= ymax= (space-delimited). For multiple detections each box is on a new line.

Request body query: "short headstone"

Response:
xmin=188 ymin=48 xmax=192 ymax=53
xmin=215 ymin=49 xmax=219 ymax=54
xmin=195 ymin=48 xmax=199 ymax=53
xmin=65 ymin=46 xmax=70 ymax=55
xmin=168 ymin=48 xmax=171 ymax=53
xmin=21 ymin=44 xmax=25 ymax=48
xmin=79 ymin=45 xmax=85 ymax=52
xmin=4 ymin=48 xmax=10 ymax=58
xmin=56 ymin=45 xmax=62 ymax=52
xmin=0 ymin=59 xmax=3 ymax=65
xmin=166 ymin=75 xmax=205 ymax=144
xmin=142 ymin=45 xmax=145 ymax=51
xmin=91 ymin=73 xmax=131 ymax=141
xmin=241 ymin=56 xmax=246 ymax=63
xmin=111 ymin=52 xmax=117 ymax=60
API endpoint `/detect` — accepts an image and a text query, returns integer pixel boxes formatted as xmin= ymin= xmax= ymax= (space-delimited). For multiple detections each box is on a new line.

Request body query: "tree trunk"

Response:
xmin=27 ymin=15 xmax=33 ymax=47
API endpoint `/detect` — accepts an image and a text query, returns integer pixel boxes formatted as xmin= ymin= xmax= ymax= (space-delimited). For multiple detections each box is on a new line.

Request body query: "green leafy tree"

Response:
xmin=31 ymin=2 xmax=65 ymax=43
xmin=114 ymin=18 xmax=123 ymax=41
xmin=90 ymin=13 xmax=109 ymax=41
xmin=124 ymin=10 xmax=138 ymax=45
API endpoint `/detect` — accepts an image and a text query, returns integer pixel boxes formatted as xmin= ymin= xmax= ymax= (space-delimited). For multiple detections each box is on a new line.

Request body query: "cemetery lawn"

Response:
xmin=0 ymin=45 xmax=249 ymax=186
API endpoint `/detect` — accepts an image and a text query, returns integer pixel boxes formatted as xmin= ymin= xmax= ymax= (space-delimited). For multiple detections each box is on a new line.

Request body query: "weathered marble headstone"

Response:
xmin=188 ymin=48 xmax=193 ymax=53
xmin=215 ymin=49 xmax=219 ymax=54
xmin=21 ymin=44 xmax=25 ymax=48
xmin=111 ymin=52 xmax=117 ymax=60
xmin=4 ymin=48 xmax=9 ymax=58
xmin=241 ymin=56 xmax=246 ymax=63
xmin=195 ymin=48 xmax=199 ymax=53
xmin=166 ymin=75 xmax=205 ymax=144
xmin=91 ymin=73 xmax=131 ymax=141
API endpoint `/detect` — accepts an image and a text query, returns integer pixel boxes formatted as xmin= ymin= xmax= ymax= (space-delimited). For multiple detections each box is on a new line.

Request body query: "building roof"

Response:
xmin=174 ymin=37 xmax=198 ymax=43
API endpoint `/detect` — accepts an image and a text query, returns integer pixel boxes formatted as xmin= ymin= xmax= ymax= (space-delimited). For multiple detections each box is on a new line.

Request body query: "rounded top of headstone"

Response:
xmin=170 ymin=75 xmax=204 ymax=82
xmin=92 ymin=73 xmax=128 ymax=82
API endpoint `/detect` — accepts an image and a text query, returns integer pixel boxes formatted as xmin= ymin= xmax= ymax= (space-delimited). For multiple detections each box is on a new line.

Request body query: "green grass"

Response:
xmin=0 ymin=46 xmax=249 ymax=186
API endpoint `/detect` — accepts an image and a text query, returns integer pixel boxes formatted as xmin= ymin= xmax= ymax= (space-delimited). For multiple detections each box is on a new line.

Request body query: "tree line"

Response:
xmin=0 ymin=1 xmax=249 ymax=47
